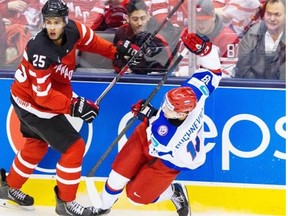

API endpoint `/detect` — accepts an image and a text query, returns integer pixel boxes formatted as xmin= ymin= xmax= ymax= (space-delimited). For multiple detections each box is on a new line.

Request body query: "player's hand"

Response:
xmin=131 ymin=99 xmax=157 ymax=124
xmin=70 ymin=97 xmax=99 ymax=123
xmin=181 ymin=28 xmax=212 ymax=56
xmin=117 ymin=40 xmax=139 ymax=56
xmin=116 ymin=40 xmax=143 ymax=65
xmin=135 ymin=32 xmax=162 ymax=57
xmin=144 ymin=46 xmax=162 ymax=57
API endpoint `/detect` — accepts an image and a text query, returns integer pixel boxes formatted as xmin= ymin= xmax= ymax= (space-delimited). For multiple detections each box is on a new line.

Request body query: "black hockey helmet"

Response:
xmin=42 ymin=0 xmax=69 ymax=18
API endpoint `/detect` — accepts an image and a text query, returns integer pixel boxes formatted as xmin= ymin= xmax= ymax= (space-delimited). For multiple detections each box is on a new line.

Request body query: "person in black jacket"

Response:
xmin=112 ymin=0 xmax=180 ymax=74
xmin=235 ymin=0 xmax=286 ymax=80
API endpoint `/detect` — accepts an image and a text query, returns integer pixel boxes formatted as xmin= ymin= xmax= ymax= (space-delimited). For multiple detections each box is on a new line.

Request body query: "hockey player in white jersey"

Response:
xmin=92 ymin=29 xmax=222 ymax=216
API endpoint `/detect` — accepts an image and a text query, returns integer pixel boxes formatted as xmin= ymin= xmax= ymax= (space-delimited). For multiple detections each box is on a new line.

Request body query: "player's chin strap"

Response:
xmin=85 ymin=47 xmax=189 ymax=208
xmin=94 ymin=0 xmax=186 ymax=106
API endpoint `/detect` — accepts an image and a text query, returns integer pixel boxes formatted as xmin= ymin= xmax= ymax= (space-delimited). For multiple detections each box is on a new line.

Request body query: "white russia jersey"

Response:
xmin=147 ymin=68 xmax=222 ymax=170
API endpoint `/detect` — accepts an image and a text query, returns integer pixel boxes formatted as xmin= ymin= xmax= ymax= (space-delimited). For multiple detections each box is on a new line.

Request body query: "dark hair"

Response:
xmin=126 ymin=0 xmax=147 ymax=15
xmin=264 ymin=0 xmax=286 ymax=12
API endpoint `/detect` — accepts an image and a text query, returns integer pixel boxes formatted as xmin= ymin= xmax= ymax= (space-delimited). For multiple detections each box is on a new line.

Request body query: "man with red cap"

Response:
xmin=92 ymin=30 xmax=222 ymax=216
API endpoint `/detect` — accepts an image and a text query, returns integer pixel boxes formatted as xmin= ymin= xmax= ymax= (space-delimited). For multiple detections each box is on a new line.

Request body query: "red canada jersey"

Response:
xmin=150 ymin=0 xmax=188 ymax=29
xmin=11 ymin=20 xmax=116 ymax=118
xmin=65 ymin=0 xmax=105 ymax=27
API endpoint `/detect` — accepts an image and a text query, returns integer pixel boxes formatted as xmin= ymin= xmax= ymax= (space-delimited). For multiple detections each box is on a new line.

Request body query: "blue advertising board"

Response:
xmin=0 ymin=78 xmax=285 ymax=186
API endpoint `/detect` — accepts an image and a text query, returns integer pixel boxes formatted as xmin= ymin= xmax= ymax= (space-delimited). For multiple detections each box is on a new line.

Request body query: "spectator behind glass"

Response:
xmin=235 ymin=0 xmax=286 ymax=80
xmin=112 ymin=0 xmax=177 ymax=74
xmin=213 ymin=0 xmax=263 ymax=37
xmin=0 ymin=1 xmax=32 ymax=69
xmin=194 ymin=0 xmax=239 ymax=77
xmin=150 ymin=0 xmax=189 ymax=29
xmin=0 ymin=16 xmax=8 ymax=67
xmin=149 ymin=0 xmax=262 ymax=32
xmin=90 ymin=0 xmax=128 ymax=32
xmin=0 ymin=0 xmax=44 ymax=31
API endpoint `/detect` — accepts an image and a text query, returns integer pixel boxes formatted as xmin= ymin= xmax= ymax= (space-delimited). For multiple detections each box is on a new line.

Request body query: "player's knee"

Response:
xmin=22 ymin=139 xmax=49 ymax=161
xmin=71 ymin=138 xmax=85 ymax=155
xmin=37 ymin=142 xmax=49 ymax=159
xmin=63 ymin=138 xmax=85 ymax=163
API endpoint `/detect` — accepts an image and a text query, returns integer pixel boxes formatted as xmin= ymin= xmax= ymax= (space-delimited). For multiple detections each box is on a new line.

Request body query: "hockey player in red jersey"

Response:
xmin=92 ymin=31 xmax=222 ymax=216
xmin=0 ymin=0 xmax=140 ymax=215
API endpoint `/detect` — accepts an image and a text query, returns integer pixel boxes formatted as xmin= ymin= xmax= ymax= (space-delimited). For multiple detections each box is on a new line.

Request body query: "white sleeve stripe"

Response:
xmin=81 ymin=23 xmax=87 ymax=38
xmin=91 ymin=7 xmax=104 ymax=14
xmin=56 ymin=175 xmax=81 ymax=185
xmin=85 ymin=28 xmax=94 ymax=46
xmin=32 ymin=83 xmax=51 ymax=96
xmin=56 ymin=163 xmax=82 ymax=173
xmin=151 ymin=0 xmax=167 ymax=4
xmin=21 ymin=64 xmax=26 ymax=75
xmin=17 ymin=152 xmax=38 ymax=169
xmin=23 ymin=50 xmax=28 ymax=61
xmin=152 ymin=8 xmax=169 ymax=16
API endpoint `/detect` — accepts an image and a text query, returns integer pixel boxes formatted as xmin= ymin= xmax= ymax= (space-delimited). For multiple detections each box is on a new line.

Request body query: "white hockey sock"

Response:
xmin=153 ymin=184 xmax=174 ymax=202
xmin=100 ymin=184 xmax=122 ymax=210
xmin=101 ymin=170 xmax=130 ymax=210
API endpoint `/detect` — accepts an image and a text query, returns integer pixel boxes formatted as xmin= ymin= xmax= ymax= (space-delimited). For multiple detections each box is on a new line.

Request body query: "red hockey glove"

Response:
xmin=71 ymin=97 xmax=99 ymax=123
xmin=131 ymin=99 xmax=157 ymax=124
xmin=181 ymin=28 xmax=212 ymax=56
xmin=116 ymin=40 xmax=143 ymax=66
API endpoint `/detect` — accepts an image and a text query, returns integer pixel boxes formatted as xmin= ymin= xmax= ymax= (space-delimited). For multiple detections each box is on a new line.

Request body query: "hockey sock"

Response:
xmin=153 ymin=184 xmax=174 ymax=203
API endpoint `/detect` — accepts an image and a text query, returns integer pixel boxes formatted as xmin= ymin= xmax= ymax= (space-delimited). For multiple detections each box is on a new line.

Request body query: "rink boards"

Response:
xmin=0 ymin=77 xmax=285 ymax=215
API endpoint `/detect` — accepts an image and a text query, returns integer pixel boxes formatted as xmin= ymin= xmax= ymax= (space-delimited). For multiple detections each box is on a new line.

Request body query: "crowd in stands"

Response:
xmin=0 ymin=0 xmax=286 ymax=80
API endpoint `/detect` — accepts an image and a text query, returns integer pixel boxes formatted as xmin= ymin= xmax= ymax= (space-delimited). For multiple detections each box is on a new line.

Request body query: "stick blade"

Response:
xmin=85 ymin=177 xmax=102 ymax=208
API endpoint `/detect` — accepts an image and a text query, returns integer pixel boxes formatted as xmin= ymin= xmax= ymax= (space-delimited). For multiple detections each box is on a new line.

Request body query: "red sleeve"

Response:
xmin=75 ymin=21 xmax=117 ymax=59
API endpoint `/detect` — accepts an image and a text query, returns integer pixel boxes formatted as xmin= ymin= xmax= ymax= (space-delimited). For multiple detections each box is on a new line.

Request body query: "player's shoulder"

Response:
xmin=26 ymin=30 xmax=52 ymax=54
xmin=65 ymin=19 xmax=81 ymax=37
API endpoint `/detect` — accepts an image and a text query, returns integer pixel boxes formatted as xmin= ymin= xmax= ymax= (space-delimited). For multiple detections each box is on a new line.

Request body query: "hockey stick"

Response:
xmin=95 ymin=0 xmax=185 ymax=105
xmin=86 ymin=47 xmax=189 ymax=207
